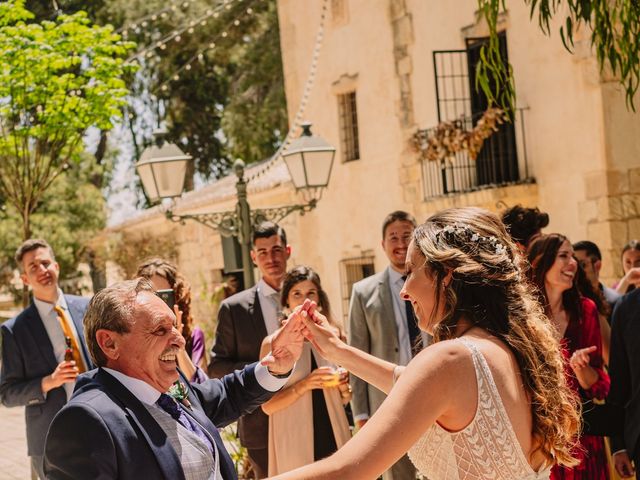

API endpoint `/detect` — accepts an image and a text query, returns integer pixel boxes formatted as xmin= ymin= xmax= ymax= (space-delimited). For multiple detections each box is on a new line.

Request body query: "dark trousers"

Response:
xmin=247 ymin=447 xmax=268 ymax=479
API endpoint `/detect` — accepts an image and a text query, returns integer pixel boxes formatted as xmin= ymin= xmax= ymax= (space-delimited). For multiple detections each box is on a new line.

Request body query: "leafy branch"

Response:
xmin=477 ymin=0 xmax=640 ymax=110
xmin=0 ymin=0 xmax=136 ymax=239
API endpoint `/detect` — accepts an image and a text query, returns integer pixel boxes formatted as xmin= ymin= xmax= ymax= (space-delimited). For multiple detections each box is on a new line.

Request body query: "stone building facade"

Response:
xmin=107 ymin=0 xmax=639 ymax=331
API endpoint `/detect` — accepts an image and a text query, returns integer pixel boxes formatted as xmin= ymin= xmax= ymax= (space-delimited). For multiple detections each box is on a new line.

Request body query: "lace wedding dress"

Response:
xmin=408 ymin=338 xmax=551 ymax=480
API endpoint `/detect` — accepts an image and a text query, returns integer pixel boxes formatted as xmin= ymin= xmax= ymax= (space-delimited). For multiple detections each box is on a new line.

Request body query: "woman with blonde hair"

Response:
xmin=267 ymin=207 xmax=580 ymax=480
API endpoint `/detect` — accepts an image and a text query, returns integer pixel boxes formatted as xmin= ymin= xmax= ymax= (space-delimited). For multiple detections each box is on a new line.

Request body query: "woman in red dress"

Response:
xmin=528 ymin=234 xmax=610 ymax=480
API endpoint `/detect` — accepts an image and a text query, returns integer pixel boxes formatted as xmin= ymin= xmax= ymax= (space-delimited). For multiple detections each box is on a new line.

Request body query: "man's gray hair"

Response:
xmin=84 ymin=278 xmax=155 ymax=367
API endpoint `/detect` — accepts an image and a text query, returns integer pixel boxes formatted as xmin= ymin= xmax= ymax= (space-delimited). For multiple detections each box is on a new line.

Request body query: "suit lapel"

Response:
xmin=250 ymin=287 xmax=268 ymax=340
xmin=65 ymin=296 xmax=93 ymax=369
xmin=97 ymin=369 xmax=186 ymax=480
xmin=25 ymin=303 xmax=58 ymax=371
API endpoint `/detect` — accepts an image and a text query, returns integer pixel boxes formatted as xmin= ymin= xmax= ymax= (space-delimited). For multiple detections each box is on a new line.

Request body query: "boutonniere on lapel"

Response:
xmin=168 ymin=380 xmax=192 ymax=409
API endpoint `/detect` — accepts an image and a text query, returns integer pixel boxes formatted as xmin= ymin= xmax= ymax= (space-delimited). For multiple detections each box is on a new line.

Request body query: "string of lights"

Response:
xmin=154 ymin=3 xmax=258 ymax=93
xmin=126 ymin=0 xmax=255 ymax=64
xmin=118 ymin=0 xmax=195 ymax=36
xmin=122 ymin=0 xmax=328 ymax=187
xmin=246 ymin=0 xmax=329 ymax=182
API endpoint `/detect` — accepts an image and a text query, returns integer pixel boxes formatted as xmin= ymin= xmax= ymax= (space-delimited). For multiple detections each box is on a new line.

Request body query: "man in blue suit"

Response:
xmin=44 ymin=277 xmax=304 ymax=480
xmin=0 ymin=239 xmax=91 ymax=479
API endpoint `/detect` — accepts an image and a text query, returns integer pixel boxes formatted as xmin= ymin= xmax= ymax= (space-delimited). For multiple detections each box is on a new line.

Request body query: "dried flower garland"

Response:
xmin=412 ymin=108 xmax=508 ymax=163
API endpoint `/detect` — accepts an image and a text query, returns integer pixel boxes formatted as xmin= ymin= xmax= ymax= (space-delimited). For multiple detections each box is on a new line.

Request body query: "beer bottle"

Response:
xmin=64 ymin=336 xmax=74 ymax=362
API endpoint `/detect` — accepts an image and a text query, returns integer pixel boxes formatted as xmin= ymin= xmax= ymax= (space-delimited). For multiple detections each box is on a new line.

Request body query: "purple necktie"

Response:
xmin=157 ymin=393 xmax=215 ymax=456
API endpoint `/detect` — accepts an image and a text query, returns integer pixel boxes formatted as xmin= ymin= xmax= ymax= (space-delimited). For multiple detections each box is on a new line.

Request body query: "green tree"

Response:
xmin=0 ymin=155 xmax=111 ymax=299
xmin=0 ymin=0 xmax=136 ymax=241
xmin=478 ymin=0 xmax=640 ymax=110
xmin=102 ymin=0 xmax=287 ymax=189
xmin=18 ymin=1 xmax=288 ymax=192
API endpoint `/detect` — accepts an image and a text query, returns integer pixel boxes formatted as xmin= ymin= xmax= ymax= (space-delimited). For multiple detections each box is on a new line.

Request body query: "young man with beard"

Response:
xmin=347 ymin=211 xmax=420 ymax=480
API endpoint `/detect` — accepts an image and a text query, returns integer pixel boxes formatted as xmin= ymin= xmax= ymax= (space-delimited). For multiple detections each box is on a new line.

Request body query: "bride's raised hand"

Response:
xmin=261 ymin=304 xmax=306 ymax=375
xmin=299 ymin=300 xmax=345 ymax=362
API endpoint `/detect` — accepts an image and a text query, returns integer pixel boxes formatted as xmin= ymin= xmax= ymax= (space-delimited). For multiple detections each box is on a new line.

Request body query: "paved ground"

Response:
xmin=0 ymin=405 xmax=31 ymax=479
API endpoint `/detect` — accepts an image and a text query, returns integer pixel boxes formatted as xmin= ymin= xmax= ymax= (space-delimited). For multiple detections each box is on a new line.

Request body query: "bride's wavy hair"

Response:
xmin=413 ymin=207 xmax=580 ymax=467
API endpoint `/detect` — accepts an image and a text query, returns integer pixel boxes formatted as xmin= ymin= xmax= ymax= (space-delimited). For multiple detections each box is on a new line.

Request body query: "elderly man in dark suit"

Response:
xmin=44 ymin=278 xmax=304 ymax=480
xmin=0 ymin=239 xmax=92 ymax=479
xmin=608 ymin=288 xmax=640 ymax=478
xmin=209 ymin=221 xmax=291 ymax=478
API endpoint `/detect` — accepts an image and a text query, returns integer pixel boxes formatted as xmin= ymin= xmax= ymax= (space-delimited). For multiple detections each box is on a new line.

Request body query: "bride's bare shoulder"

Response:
xmin=406 ymin=339 xmax=475 ymax=379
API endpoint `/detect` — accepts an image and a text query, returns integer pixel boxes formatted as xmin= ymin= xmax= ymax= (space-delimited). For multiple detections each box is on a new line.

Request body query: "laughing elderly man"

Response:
xmin=44 ymin=278 xmax=304 ymax=480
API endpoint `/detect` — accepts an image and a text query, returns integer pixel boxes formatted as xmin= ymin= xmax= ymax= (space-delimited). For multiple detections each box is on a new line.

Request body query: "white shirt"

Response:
xmin=103 ymin=362 xmax=289 ymax=405
xmin=256 ymin=279 xmax=282 ymax=335
xmin=34 ymin=289 xmax=87 ymax=399
xmin=387 ymin=267 xmax=413 ymax=366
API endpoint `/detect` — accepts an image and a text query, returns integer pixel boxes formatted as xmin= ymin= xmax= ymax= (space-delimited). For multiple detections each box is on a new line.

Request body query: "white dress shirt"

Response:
xmin=34 ymin=289 xmax=87 ymax=399
xmin=103 ymin=362 xmax=290 ymax=404
xmin=256 ymin=279 xmax=282 ymax=335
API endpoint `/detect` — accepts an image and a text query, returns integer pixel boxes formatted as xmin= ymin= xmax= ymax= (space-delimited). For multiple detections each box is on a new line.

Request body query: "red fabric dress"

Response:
xmin=551 ymin=297 xmax=610 ymax=480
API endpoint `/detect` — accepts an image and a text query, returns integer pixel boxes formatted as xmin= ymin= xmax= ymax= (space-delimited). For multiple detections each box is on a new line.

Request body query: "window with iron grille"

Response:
xmin=337 ymin=91 xmax=360 ymax=162
xmin=339 ymin=254 xmax=375 ymax=323
xmin=422 ymin=32 xmax=530 ymax=198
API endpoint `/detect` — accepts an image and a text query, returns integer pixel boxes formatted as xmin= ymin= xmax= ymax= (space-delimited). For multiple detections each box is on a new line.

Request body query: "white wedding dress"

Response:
xmin=408 ymin=338 xmax=551 ymax=480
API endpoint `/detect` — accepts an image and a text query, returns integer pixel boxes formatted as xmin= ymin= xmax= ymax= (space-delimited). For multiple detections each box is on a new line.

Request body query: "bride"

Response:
xmin=266 ymin=207 xmax=580 ymax=480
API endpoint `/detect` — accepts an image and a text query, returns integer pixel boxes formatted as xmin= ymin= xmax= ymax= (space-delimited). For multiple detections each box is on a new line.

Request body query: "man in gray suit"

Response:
xmin=209 ymin=221 xmax=291 ymax=478
xmin=348 ymin=210 xmax=419 ymax=480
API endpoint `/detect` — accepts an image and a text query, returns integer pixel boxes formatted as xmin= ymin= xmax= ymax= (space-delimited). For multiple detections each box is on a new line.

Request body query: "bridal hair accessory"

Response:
xmin=436 ymin=223 xmax=520 ymax=278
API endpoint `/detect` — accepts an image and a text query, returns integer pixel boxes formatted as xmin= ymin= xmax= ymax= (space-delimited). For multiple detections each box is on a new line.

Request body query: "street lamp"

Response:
xmin=136 ymin=123 xmax=336 ymax=289
xmin=136 ymin=130 xmax=191 ymax=203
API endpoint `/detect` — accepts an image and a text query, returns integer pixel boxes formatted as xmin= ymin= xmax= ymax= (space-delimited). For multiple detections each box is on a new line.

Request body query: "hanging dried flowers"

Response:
xmin=412 ymin=108 xmax=508 ymax=163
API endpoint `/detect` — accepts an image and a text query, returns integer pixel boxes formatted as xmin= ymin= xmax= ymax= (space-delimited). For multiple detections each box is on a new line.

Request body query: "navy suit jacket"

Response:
xmin=0 ymin=295 xmax=91 ymax=456
xmin=44 ymin=364 xmax=275 ymax=480
xmin=609 ymin=289 xmax=640 ymax=462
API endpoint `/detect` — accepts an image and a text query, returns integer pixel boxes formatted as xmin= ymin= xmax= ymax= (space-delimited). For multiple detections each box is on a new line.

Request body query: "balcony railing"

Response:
xmin=419 ymin=108 xmax=533 ymax=199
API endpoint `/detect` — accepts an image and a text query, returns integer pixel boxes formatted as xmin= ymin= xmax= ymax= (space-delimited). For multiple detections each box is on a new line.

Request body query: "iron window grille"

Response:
xmin=337 ymin=91 xmax=360 ymax=162
xmin=339 ymin=254 xmax=375 ymax=323
xmin=421 ymin=33 xmax=532 ymax=198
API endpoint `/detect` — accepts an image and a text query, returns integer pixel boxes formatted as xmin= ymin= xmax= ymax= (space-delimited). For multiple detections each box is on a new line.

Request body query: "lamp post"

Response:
xmin=136 ymin=123 xmax=336 ymax=289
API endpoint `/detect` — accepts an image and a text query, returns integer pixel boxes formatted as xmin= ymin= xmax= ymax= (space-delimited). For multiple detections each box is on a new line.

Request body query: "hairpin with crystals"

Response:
xmin=436 ymin=223 xmax=520 ymax=278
